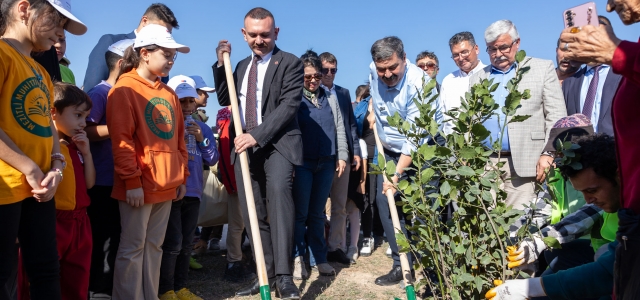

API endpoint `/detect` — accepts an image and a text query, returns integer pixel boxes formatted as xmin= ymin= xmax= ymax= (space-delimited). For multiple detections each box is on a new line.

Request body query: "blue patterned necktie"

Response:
xmin=582 ymin=65 xmax=601 ymax=119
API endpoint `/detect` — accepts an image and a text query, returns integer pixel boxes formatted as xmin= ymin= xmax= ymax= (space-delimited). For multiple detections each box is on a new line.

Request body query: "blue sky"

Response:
xmin=65 ymin=0 xmax=640 ymax=126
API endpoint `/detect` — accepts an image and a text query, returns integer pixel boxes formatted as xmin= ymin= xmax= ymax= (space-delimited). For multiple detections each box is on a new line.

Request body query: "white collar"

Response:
xmin=252 ymin=50 xmax=273 ymax=62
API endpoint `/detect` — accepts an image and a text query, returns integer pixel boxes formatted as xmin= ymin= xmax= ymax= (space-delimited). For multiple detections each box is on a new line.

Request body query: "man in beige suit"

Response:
xmin=469 ymin=20 xmax=567 ymax=210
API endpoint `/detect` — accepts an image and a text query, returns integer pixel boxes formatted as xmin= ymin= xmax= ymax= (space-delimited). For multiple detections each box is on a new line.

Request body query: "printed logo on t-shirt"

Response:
xmin=11 ymin=77 xmax=52 ymax=137
xmin=144 ymin=97 xmax=175 ymax=139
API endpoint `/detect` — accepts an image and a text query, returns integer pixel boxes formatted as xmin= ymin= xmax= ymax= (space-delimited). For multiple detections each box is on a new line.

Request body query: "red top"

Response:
xmin=611 ymin=38 xmax=640 ymax=215
xmin=55 ymin=142 xmax=91 ymax=210
xmin=217 ymin=107 xmax=237 ymax=194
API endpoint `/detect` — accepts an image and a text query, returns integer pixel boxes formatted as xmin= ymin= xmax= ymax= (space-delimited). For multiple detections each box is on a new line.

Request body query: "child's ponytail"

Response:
xmin=119 ymin=45 xmax=160 ymax=77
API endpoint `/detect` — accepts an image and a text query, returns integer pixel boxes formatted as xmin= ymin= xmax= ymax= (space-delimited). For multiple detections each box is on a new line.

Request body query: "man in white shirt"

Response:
xmin=439 ymin=31 xmax=486 ymax=135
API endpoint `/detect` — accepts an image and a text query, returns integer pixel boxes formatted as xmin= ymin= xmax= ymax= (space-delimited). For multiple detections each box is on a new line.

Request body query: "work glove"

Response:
xmin=506 ymin=236 xmax=547 ymax=270
xmin=485 ymin=278 xmax=546 ymax=300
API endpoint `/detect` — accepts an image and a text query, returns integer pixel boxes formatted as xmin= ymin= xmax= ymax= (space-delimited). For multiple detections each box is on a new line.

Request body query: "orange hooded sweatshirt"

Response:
xmin=106 ymin=69 xmax=189 ymax=204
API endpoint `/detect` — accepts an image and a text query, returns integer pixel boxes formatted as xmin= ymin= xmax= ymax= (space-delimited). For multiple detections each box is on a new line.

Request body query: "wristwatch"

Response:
xmin=393 ymin=171 xmax=403 ymax=179
xmin=199 ymin=138 xmax=210 ymax=147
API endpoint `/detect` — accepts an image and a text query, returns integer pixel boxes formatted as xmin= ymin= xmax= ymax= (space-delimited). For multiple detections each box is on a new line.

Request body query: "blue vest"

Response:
xmin=298 ymin=90 xmax=336 ymax=160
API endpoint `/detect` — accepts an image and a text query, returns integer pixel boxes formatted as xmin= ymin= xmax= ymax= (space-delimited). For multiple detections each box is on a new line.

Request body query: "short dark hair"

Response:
xmin=245 ymin=7 xmax=275 ymax=24
xmin=558 ymin=134 xmax=617 ymax=186
xmin=300 ymin=49 xmax=321 ymax=72
xmin=370 ymin=36 xmax=405 ymax=62
xmin=319 ymin=52 xmax=337 ymax=65
xmin=598 ymin=15 xmax=612 ymax=26
xmin=416 ymin=51 xmax=439 ymax=66
xmin=144 ymin=3 xmax=179 ymax=29
xmin=105 ymin=50 xmax=124 ymax=73
xmin=449 ymin=31 xmax=476 ymax=48
xmin=53 ymin=82 xmax=93 ymax=113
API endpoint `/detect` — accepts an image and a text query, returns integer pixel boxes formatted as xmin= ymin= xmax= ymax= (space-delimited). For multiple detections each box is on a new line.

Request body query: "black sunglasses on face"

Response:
xmin=417 ymin=62 xmax=438 ymax=70
xmin=321 ymin=68 xmax=338 ymax=75
xmin=304 ymin=73 xmax=323 ymax=81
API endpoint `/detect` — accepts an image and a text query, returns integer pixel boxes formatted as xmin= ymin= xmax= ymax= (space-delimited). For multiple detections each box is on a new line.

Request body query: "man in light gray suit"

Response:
xmin=469 ymin=20 xmax=567 ymax=210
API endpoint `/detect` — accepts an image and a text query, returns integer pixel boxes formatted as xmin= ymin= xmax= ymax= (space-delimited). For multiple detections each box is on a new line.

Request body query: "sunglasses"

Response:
xmin=304 ymin=73 xmax=323 ymax=81
xmin=321 ymin=68 xmax=338 ymax=75
xmin=417 ymin=62 xmax=438 ymax=70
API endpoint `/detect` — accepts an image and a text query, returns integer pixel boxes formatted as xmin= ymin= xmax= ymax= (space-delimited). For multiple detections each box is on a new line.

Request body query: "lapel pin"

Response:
xmin=274 ymin=61 xmax=279 ymax=65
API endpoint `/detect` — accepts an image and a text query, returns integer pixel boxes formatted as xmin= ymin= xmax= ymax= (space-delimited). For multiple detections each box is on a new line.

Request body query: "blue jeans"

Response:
xmin=293 ymin=156 xmax=336 ymax=264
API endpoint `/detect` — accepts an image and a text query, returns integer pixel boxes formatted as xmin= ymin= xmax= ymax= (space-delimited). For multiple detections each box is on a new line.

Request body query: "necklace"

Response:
xmin=1 ymin=38 xmax=44 ymax=83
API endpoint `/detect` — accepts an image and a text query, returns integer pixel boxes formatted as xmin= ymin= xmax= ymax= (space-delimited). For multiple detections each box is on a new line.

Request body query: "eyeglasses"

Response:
xmin=451 ymin=49 xmax=471 ymax=59
xmin=321 ymin=68 xmax=338 ymax=75
xmin=158 ymin=47 xmax=178 ymax=62
xmin=304 ymin=73 xmax=323 ymax=81
xmin=486 ymin=40 xmax=518 ymax=54
xmin=417 ymin=62 xmax=438 ymax=70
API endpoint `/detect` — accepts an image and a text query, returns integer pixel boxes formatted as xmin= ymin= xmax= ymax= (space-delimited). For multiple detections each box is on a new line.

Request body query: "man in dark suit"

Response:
xmin=82 ymin=3 xmax=178 ymax=90
xmin=562 ymin=65 xmax=621 ymax=136
xmin=213 ymin=7 xmax=303 ymax=299
xmin=318 ymin=52 xmax=362 ymax=264
xmin=561 ymin=17 xmax=622 ymax=136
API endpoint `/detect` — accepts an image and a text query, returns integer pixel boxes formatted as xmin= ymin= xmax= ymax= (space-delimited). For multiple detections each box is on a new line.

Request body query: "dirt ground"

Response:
xmin=185 ymin=242 xmax=417 ymax=300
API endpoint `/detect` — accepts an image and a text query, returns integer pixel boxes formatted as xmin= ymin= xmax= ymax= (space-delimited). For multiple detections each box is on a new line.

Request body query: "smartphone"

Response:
xmin=563 ymin=2 xmax=598 ymax=28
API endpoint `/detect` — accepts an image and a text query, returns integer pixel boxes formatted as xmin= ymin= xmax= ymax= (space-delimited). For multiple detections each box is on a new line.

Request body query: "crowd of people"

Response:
xmin=1 ymin=0 xmax=640 ymax=300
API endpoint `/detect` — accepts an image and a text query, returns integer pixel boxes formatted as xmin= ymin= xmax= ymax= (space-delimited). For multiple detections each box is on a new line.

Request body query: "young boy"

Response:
xmin=84 ymin=39 xmax=134 ymax=298
xmin=159 ymin=75 xmax=218 ymax=300
xmin=51 ymin=82 xmax=96 ymax=299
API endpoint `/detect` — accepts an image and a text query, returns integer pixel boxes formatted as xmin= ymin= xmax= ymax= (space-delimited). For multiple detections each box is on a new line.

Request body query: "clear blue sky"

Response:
xmin=65 ymin=0 xmax=640 ymax=127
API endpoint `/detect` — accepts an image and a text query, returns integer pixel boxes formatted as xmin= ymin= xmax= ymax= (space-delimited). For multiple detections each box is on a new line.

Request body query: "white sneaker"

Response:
xmin=360 ymin=238 xmax=373 ymax=257
xmin=386 ymin=245 xmax=392 ymax=257
xmin=293 ymin=256 xmax=308 ymax=280
xmin=347 ymin=245 xmax=359 ymax=264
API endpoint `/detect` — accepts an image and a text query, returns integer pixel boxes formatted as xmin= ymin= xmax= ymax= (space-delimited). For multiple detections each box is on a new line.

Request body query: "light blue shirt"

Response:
xmin=579 ymin=65 xmax=610 ymax=132
xmin=484 ymin=63 xmax=517 ymax=151
xmin=368 ymin=60 xmax=443 ymax=155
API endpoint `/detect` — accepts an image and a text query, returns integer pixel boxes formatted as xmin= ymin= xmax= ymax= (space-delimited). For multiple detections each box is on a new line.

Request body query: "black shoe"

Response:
xmin=225 ymin=261 xmax=258 ymax=283
xmin=327 ymin=249 xmax=350 ymax=265
xmin=374 ymin=235 xmax=385 ymax=249
xmin=374 ymin=266 xmax=414 ymax=286
xmin=235 ymin=277 xmax=274 ymax=297
xmin=275 ymin=275 xmax=300 ymax=300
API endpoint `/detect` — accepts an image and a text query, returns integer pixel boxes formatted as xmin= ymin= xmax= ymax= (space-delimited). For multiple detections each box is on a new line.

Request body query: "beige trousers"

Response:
xmin=112 ymin=200 xmax=172 ymax=300
xmin=488 ymin=155 xmax=538 ymax=210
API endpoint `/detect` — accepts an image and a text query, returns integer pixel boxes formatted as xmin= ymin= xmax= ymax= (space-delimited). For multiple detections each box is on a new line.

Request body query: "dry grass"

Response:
xmin=185 ymin=242 xmax=416 ymax=300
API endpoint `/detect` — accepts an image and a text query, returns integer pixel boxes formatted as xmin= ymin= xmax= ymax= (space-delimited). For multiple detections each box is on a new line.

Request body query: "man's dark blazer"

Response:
xmin=334 ymin=85 xmax=361 ymax=160
xmin=562 ymin=66 xmax=622 ymax=136
xmin=83 ymin=31 xmax=137 ymax=90
xmin=213 ymin=46 xmax=304 ymax=166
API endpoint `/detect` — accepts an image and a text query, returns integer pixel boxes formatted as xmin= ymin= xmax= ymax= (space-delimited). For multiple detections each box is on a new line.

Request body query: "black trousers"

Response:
xmin=159 ymin=197 xmax=200 ymax=294
xmin=615 ymin=208 xmax=640 ymax=299
xmin=0 ymin=197 xmax=60 ymax=300
xmin=87 ymin=186 xmax=121 ymax=295
xmin=234 ymin=145 xmax=295 ymax=278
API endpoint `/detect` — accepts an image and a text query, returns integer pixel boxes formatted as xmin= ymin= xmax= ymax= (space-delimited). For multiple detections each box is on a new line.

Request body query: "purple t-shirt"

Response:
xmin=186 ymin=121 xmax=218 ymax=198
xmin=86 ymin=81 xmax=114 ymax=186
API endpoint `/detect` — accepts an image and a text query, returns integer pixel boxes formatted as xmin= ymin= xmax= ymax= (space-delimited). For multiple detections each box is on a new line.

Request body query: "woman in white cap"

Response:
xmin=105 ymin=24 xmax=192 ymax=300
xmin=0 ymin=0 xmax=85 ymax=299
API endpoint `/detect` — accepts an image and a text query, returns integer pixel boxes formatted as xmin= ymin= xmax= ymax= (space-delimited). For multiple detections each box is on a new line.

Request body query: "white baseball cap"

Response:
xmin=107 ymin=39 xmax=135 ymax=57
xmin=134 ymin=24 xmax=190 ymax=53
xmin=189 ymin=75 xmax=215 ymax=92
xmin=168 ymin=75 xmax=199 ymax=99
xmin=47 ymin=0 xmax=87 ymax=35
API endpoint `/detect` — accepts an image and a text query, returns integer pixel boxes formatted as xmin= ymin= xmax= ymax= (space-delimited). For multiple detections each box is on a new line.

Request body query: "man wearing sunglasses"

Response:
xmin=468 ymin=19 xmax=566 ymax=212
xmin=318 ymin=52 xmax=362 ymax=265
xmin=440 ymin=31 xmax=486 ymax=136
xmin=415 ymin=51 xmax=440 ymax=92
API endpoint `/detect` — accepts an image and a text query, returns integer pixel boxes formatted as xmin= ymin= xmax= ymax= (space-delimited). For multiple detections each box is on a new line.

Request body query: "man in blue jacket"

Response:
xmin=82 ymin=3 xmax=179 ymax=90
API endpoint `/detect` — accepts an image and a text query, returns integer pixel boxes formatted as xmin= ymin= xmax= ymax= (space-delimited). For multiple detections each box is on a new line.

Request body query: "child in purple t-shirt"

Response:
xmin=84 ymin=39 xmax=133 ymax=297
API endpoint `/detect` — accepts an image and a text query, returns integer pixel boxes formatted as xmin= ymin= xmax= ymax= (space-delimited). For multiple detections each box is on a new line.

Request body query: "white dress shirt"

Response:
xmin=439 ymin=61 xmax=487 ymax=135
xmin=238 ymin=51 xmax=273 ymax=129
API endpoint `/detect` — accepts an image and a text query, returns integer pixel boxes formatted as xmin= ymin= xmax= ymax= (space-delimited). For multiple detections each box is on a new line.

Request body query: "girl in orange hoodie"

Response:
xmin=105 ymin=24 xmax=190 ymax=300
